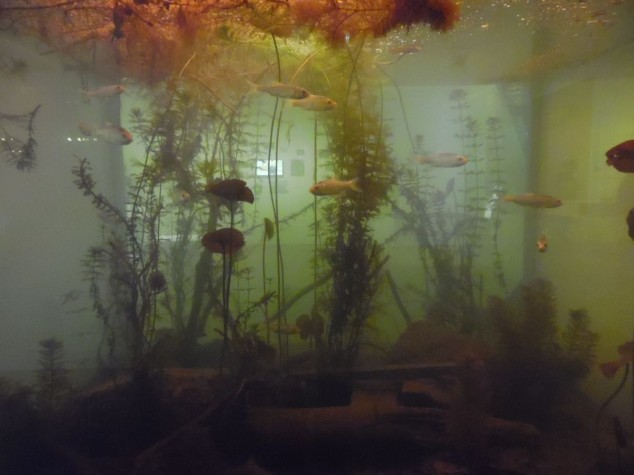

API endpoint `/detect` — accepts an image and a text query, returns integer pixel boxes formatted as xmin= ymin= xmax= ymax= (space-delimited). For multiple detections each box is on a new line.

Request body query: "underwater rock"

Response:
xmin=389 ymin=320 xmax=490 ymax=365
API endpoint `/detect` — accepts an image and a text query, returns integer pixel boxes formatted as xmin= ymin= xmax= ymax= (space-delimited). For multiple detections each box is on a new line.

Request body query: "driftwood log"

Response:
xmin=133 ymin=364 xmax=540 ymax=474
xmin=250 ymin=363 xmax=539 ymax=462
xmin=251 ymin=387 xmax=539 ymax=448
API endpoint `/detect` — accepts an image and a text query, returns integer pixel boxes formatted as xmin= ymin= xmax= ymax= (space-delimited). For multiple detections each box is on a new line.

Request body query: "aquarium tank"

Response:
xmin=0 ymin=1 xmax=633 ymax=474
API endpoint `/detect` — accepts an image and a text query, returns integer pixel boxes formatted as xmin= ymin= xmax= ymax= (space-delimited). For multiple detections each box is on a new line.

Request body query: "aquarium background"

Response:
xmin=0 ymin=0 xmax=633 ymax=452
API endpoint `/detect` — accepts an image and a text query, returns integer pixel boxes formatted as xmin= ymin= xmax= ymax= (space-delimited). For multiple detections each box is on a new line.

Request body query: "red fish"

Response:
xmin=606 ymin=140 xmax=634 ymax=172
xmin=205 ymin=179 xmax=254 ymax=204
xmin=627 ymin=208 xmax=634 ymax=240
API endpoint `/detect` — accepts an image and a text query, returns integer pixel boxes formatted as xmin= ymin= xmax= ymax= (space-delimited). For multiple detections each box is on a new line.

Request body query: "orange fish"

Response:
xmin=599 ymin=340 xmax=633 ymax=378
xmin=536 ymin=234 xmax=548 ymax=253
xmin=78 ymin=122 xmax=133 ymax=145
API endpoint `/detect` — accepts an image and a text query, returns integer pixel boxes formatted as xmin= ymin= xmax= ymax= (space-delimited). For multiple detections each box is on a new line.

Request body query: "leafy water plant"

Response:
xmin=126 ymin=83 xmax=255 ymax=367
xmin=0 ymin=54 xmax=28 ymax=78
xmin=313 ymin=41 xmax=395 ymax=368
xmin=73 ymin=156 xmax=163 ymax=368
xmin=36 ymin=338 xmax=70 ymax=413
xmin=390 ymin=89 xmax=505 ymax=334
xmin=202 ymin=226 xmax=246 ymax=374
xmin=487 ymin=278 xmax=598 ymax=425
xmin=0 ymin=104 xmax=40 ymax=172
xmin=485 ymin=116 xmax=507 ymax=293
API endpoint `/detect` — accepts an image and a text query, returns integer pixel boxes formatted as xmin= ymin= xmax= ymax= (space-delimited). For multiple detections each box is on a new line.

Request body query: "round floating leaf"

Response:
xmin=205 ymin=178 xmax=254 ymax=203
xmin=201 ymin=228 xmax=245 ymax=255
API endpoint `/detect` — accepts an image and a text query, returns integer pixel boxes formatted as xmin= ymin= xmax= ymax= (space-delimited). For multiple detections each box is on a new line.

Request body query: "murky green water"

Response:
xmin=0 ymin=1 xmax=632 ymax=473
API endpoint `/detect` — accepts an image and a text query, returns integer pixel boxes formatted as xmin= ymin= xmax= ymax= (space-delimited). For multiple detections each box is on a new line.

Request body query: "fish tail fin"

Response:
xmin=501 ymin=195 xmax=513 ymax=203
xmin=349 ymin=178 xmax=363 ymax=193
xmin=78 ymin=122 xmax=94 ymax=137
xmin=487 ymin=191 xmax=501 ymax=203
xmin=79 ymin=89 xmax=91 ymax=102
xmin=245 ymin=79 xmax=259 ymax=95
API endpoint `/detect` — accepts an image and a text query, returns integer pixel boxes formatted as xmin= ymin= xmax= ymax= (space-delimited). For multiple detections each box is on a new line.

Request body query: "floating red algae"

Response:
xmin=201 ymin=228 xmax=245 ymax=255
xmin=205 ymin=179 xmax=254 ymax=204
xmin=390 ymin=0 xmax=460 ymax=32
xmin=289 ymin=0 xmax=460 ymax=45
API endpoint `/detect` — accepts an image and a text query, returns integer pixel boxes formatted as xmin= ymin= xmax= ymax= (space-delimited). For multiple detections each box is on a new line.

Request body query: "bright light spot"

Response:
xmin=67 ymin=137 xmax=73 ymax=142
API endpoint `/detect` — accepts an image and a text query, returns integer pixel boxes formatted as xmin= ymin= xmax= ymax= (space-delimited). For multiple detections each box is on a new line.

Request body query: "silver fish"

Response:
xmin=78 ymin=122 xmax=133 ymax=145
xmin=290 ymin=94 xmax=337 ymax=111
xmin=537 ymin=234 xmax=548 ymax=253
xmin=247 ymin=80 xmax=309 ymax=100
xmin=502 ymin=193 xmax=562 ymax=208
xmin=80 ymin=84 xmax=125 ymax=98
xmin=389 ymin=44 xmax=423 ymax=56
xmin=310 ymin=177 xmax=362 ymax=196
xmin=415 ymin=152 xmax=469 ymax=167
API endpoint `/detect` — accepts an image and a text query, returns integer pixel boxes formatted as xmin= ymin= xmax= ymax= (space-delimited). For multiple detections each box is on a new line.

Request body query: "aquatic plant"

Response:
xmin=487 ymin=279 xmax=598 ymax=425
xmin=389 ymin=89 xmax=505 ymax=334
xmin=450 ymin=89 xmax=487 ymax=311
xmin=254 ymin=37 xmax=295 ymax=367
xmin=261 ymin=217 xmax=275 ymax=344
xmin=0 ymin=104 xmax=40 ymax=172
xmin=314 ymin=41 xmax=395 ymax=368
xmin=124 ymin=80 xmax=263 ymax=370
xmin=0 ymin=54 xmax=28 ymax=78
xmin=0 ymin=1 xmax=460 ymax=83
xmin=202 ymin=225 xmax=247 ymax=374
xmin=595 ymin=341 xmax=632 ymax=470
xmin=485 ymin=116 xmax=507 ymax=293
xmin=73 ymin=156 xmax=163 ymax=367
xmin=224 ymin=291 xmax=277 ymax=378
xmin=391 ymin=168 xmax=484 ymax=332
xmin=35 ymin=338 xmax=70 ymax=413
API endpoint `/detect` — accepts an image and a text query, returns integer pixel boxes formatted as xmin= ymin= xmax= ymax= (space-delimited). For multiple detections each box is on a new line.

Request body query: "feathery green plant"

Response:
xmin=0 ymin=105 xmax=40 ymax=171
xmin=73 ymin=156 xmax=163 ymax=368
xmin=488 ymin=279 xmax=598 ymax=425
xmin=315 ymin=40 xmax=395 ymax=368
xmin=36 ymin=338 xmax=70 ymax=413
